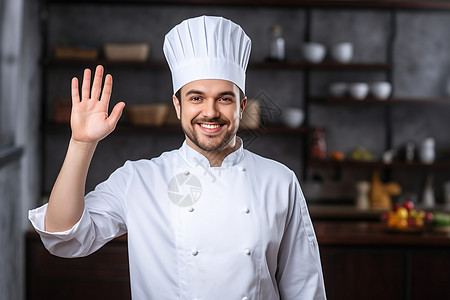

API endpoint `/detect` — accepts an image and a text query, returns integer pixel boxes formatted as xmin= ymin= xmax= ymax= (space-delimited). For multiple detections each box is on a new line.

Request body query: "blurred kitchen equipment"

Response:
xmin=281 ymin=107 xmax=304 ymax=128
xmin=370 ymin=170 xmax=402 ymax=210
xmin=370 ymin=81 xmax=392 ymax=100
xmin=383 ymin=149 xmax=395 ymax=164
xmin=126 ymin=103 xmax=169 ymax=126
xmin=331 ymin=42 xmax=353 ymax=63
xmin=405 ymin=142 xmax=415 ymax=163
xmin=54 ymin=45 xmax=99 ymax=60
xmin=349 ymin=83 xmax=369 ymax=100
xmin=310 ymin=127 xmax=326 ymax=160
xmin=356 ymin=181 xmax=371 ymax=210
xmin=268 ymin=25 xmax=285 ymax=61
xmin=329 ymin=82 xmax=348 ymax=97
xmin=443 ymin=181 xmax=450 ymax=205
xmin=240 ymin=99 xmax=260 ymax=129
xmin=302 ymin=42 xmax=326 ymax=63
xmin=104 ymin=43 xmax=150 ymax=62
xmin=422 ymin=173 xmax=435 ymax=208
xmin=420 ymin=137 xmax=435 ymax=164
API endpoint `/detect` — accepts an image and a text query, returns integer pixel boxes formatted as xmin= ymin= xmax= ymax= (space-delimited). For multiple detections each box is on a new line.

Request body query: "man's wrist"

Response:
xmin=69 ymin=137 xmax=98 ymax=153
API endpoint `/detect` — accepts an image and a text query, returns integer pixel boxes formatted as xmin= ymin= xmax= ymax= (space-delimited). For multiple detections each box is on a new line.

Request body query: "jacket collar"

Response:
xmin=179 ymin=137 xmax=244 ymax=168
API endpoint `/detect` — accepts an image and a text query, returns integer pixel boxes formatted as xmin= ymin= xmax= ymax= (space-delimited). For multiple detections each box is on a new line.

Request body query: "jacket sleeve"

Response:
xmin=276 ymin=172 xmax=327 ymax=299
xmin=28 ymin=161 xmax=133 ymax=258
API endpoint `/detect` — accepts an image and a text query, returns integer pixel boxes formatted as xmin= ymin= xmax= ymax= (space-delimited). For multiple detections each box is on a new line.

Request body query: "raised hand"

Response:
xmin=70 ymin=65 xmax=125 ymax=144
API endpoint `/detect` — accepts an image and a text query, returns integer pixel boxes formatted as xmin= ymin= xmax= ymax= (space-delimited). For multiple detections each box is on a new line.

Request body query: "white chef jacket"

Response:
xmin=29 ymin=140 xmax=326 ymax=300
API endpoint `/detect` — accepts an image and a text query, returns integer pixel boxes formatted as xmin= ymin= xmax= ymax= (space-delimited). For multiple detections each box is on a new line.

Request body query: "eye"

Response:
xmin=190 ymin=96 xmax=202 ymax=102
xmin=219 ymin=97 xmax=233 ymax=103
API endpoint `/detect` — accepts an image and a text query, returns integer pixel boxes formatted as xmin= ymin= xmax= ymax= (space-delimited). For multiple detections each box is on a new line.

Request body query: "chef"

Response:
xmin=29 ymin=16 xmax=326 ymax=299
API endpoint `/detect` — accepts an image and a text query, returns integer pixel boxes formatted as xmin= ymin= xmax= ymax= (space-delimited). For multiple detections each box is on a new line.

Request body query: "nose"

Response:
xmin=202 ymin=99 xmax=220 ymax=119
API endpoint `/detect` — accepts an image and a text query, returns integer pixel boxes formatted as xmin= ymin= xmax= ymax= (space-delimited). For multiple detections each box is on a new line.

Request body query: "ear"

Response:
xmin=172 ymin=94 xmax=181 ymax=120
xmin=239 ymin=97 xmax=247 ymax=119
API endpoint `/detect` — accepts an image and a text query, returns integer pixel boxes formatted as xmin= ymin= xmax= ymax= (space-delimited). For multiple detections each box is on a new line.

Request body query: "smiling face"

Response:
xmin=173 ymin=79 xmax=247 ymax=157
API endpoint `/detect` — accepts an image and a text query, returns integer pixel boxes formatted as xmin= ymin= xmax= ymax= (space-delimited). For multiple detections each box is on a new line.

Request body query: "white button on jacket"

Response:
xmin=29 ymin=140 xmax=326 ymax=299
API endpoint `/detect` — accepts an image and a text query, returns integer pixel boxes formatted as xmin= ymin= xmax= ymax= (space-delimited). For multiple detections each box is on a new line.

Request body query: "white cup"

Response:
xmin=329 ymin=82 xmax=348 ymax=97
xmin=349 ymin=83 xmax=369 ymax=100
xmin=331 ymin=42 xmax=353 ymax=63
xmin=370 ymin=81 xmax=392 ymax=100
xmin=302 ymin=43 xmax=326 ymax=63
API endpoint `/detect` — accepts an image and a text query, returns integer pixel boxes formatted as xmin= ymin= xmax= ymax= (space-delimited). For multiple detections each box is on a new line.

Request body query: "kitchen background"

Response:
xmin=2 ymin=0 xmax=450 ymax=299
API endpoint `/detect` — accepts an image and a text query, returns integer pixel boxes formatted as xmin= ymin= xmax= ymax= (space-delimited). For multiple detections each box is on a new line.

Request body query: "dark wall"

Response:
xmin=43 ymin=4 xmax=450 ymax=204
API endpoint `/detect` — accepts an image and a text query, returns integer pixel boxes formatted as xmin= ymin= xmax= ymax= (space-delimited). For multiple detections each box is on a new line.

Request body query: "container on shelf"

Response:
xmin=268 ymin=25 xmax=285 ymax=61
xmin=125 ymin=103 xmax=169 ymax=127
xmin=310 ymin=127 xmax=327 ymax=160
xmin=104 ymin=43 xmax=150 ymax=62
xmin=54 ymin=45 xmax=99 ymax=60
xmin=240 ymin=99 xmax=260 ymax=129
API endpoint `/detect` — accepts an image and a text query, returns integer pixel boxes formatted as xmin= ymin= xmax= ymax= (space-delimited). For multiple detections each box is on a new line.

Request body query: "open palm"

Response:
xmin=70 ymin=65 xmax=125 ymax=143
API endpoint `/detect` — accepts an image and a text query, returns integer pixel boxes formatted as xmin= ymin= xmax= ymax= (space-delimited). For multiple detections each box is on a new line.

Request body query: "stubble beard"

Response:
xmin=182 ymin=117 xmax=237 ymax=152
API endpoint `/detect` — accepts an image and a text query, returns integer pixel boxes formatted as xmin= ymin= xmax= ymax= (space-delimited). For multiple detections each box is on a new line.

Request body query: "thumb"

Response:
xmin=108 ymin=102 xmax=125 ymax=129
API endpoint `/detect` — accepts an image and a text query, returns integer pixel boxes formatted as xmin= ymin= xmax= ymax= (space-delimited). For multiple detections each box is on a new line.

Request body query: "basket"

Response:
xmin=126 ymin=104 xmax=169 ymax=127
xmin=54 ymin=46 xmax=99 ymax=60
xmin=104 ymin=43 xmax=150 ymax=62
xmin=240 ymin=99 xmax=260 ymax=129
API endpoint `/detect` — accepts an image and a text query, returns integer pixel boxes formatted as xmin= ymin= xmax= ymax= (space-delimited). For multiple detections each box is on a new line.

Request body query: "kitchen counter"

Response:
xmin=315 ymin=220 xmax=450 ymax=246
xmin=315 ymin=221 xmax=450 ymax=300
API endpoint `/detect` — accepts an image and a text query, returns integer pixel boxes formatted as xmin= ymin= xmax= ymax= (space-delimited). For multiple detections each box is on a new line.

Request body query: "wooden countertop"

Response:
xmin=314 ymin=221 xmax=450 ymax=247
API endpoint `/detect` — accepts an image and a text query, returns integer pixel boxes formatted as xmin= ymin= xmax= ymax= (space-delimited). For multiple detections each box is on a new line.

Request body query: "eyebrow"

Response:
xmin=184 ymin=89 xmax=236 ymax=98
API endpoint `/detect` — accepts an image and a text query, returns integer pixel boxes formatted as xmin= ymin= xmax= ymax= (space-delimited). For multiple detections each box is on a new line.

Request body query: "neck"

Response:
xmin=186 ymin=136 xmax=241 ymax=167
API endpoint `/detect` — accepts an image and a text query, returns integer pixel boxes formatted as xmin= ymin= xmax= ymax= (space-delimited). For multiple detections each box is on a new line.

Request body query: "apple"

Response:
xmin=403 ymin=200 xmax=415 ymax=211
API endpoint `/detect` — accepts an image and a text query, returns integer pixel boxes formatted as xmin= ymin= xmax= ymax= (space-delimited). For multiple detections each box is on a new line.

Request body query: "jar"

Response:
xmin=310 ymin=127 xmax=327 ymax=160
xmin=420 ymin=137 xmax=435 ymax=164
xmin=269 ymin=25 xmax=285 ymax=61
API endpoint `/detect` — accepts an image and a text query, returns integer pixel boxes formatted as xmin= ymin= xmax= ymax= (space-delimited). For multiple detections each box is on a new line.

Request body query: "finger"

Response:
xmin=100 ymin=74 xmax=113 ymax=106
xmin=108 ymin=102 xmax=125 ymax=130
xmin=91 ymin=65 xmax=104 ymax=100
xmin=71 ymin=77 xmax=80 ymax=106
xmin=81 ymin=68 xmax=91 ymax=101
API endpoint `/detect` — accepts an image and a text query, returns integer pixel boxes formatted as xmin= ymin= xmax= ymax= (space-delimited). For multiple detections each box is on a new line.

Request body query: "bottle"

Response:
xmin=310 ymin=127 xmax=327 ymax=160
xmin=420 ymin=137 xmax=435 ymax=164
xmin=422 ymin=173 xmax=435 ymax=208
xmin=269 ymin=25 xmax=285 ymax=61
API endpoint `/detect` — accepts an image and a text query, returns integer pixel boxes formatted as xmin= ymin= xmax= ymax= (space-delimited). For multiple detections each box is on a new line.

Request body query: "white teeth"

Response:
xmin=200 ymin=124 xmax=221 ymax=129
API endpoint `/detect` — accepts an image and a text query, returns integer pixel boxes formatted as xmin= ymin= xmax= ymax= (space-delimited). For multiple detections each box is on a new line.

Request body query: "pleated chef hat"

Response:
xmin=163 ymin=15 xmax=252 ymax=94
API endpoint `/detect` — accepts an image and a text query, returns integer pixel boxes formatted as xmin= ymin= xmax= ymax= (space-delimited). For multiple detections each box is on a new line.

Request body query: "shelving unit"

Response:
xmin=40 ymin=0 xmax=450 ymax=202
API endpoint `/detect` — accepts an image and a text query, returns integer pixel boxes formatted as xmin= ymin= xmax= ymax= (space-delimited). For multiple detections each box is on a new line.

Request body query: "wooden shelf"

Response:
xmin=309 ymin=159 xmax=450 ymax=170
xmin=45 ymin=0 xmax=450 ymax=11
xmin=311 ymin=97 xmax=450 ymax=104
xmin=46 ymin=59 xmax=392 ymax=71
xmin=44 ymin=123 xmax=307 ymax=135
xmin=45 ymin=59 xmax=169 ymax=69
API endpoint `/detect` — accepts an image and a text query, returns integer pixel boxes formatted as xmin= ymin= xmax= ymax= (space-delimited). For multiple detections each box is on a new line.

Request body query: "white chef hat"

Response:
xmin=163 ymin=15 xmax=252 ymax=94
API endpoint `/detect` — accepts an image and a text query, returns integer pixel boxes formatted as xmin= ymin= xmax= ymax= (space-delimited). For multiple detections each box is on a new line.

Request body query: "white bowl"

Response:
xmin=349 ymin=83 xmax=369 ymax=100
xmin=282 ymin=108 xmax=304 ymax=128
xmin=329 ymin=82 xmax=348 ymax=97
xmin=331 ymin=42 xmax=353 ymax=63
xmin=302 ymin=43 xmax=326 ymax=63
xmin=370 ymin=81 xmax=392 ymax=100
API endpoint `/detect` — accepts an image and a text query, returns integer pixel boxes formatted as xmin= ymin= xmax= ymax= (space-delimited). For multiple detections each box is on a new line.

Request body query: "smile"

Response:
xmin=199 ymin=123 xmax=222 ymax=129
